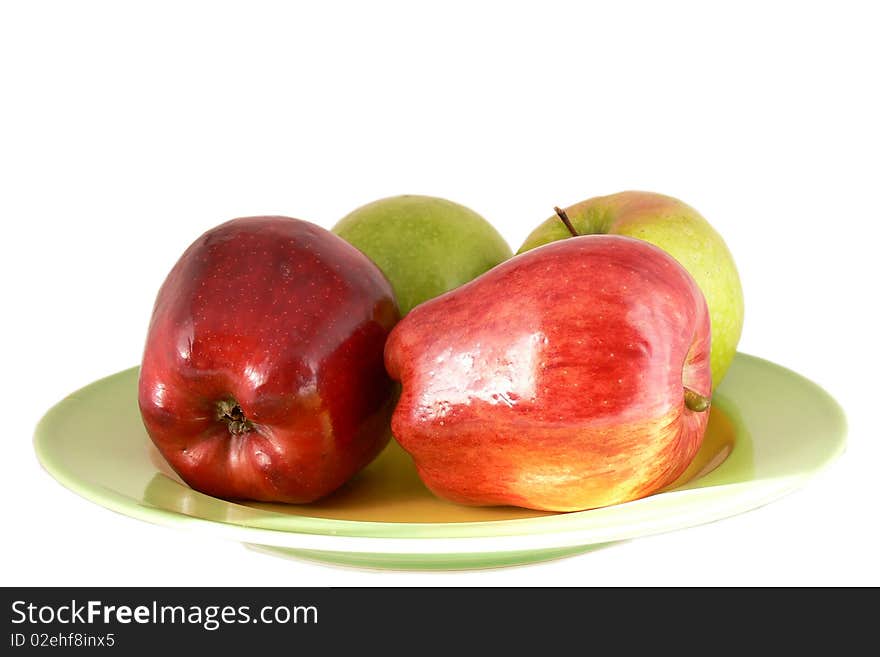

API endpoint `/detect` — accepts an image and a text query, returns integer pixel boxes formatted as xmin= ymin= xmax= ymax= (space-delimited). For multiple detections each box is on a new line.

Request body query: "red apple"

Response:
xmin=384 ymin=235 xmax=711 ymax=512
xmin=139 ymin=216 xmax=399 ymax=503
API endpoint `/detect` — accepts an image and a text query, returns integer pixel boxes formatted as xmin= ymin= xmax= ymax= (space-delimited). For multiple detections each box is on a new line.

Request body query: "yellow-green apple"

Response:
xmin=333 ymin=195 xmax=512 ymax=315
xmin=138 ymin=216 xmax=399 ymax=503
xmin=518 ymin=191 xmax=742 ymax=388
xmin=385 ymin=235 xmax=711 ymax=512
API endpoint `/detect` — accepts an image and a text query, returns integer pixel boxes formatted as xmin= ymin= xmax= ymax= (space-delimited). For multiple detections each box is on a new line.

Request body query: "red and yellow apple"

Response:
xmin=385 ymin=235 xmax=711 ymax=512
xmin=138 ymin=216 xmax=399 ymax=503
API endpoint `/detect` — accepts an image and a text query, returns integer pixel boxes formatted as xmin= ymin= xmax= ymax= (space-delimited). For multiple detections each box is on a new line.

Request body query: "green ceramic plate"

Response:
xmin=34 ymin=353 xmax=846 ymax=570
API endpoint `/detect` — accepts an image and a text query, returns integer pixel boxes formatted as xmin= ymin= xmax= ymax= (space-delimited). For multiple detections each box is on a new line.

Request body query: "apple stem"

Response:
xmin=554 ymin=206 xmax=579 ymax=237
xmin=216 ymin=399 xmax=253 ymax=435
xmin=683 ymin=387 xmax=711 ymax=413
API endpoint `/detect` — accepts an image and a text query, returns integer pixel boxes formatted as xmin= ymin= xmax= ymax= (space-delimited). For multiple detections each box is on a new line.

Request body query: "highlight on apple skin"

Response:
xmin=384 ymin=235 xmax=712 ymax=512
xmin=518 ymin=191 xmax=743 ymax=389
xmin=138 ymin=216 xmax=400 ymax=503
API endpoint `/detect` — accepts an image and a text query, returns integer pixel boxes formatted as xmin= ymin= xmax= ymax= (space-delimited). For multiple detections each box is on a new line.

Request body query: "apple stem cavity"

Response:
xmin=216 ymin=399 xmax=253 ymax=435
xmin=683 ymin=387 xmax=711 ymax=413
xmin=554 ymin=206 xmax=579 ymax=238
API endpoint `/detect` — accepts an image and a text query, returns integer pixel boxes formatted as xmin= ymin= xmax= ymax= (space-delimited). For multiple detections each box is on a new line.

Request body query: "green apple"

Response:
xmin=333 ymin=195 xmax=513 ymax=315
xmin=518 ymin=191 xmax=744 ymax=388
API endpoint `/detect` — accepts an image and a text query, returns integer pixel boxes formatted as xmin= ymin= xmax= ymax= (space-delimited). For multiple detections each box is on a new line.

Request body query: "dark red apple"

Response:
xmin=384 ymin=235 xmax=711 ymax=512
xmin=139 ymin=216 xmax=399 ymax=503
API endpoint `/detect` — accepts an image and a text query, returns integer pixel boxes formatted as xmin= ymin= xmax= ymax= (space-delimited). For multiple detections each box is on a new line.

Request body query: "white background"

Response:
xmin=2 ymin=1 xmax=877 ymax=586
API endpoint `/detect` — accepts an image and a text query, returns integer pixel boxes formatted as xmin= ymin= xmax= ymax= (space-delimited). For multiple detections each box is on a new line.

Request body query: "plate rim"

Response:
xmin=33 ymin=353 xmax=847 ymax=555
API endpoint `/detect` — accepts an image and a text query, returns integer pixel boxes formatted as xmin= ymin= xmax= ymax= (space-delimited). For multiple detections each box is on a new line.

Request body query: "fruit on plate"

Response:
xmin=138 ymin=216 xmax=399 ymax=503
xmin=518 ymin=191 xmax=742 ymax=388
xmin=333 ymin=195 xmax=512 ymax=315
xmin=385 ymin=235 xmax=712 ymax=512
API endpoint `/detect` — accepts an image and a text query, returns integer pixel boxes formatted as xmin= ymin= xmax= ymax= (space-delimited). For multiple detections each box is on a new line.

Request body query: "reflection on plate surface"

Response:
xmin=145 ymin=403 xmax=740 ymax=523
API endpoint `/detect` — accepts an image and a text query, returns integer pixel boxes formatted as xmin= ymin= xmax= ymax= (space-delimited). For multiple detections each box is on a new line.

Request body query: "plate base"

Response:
xmin=244 ymin=542 xmax=614 ymax=570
